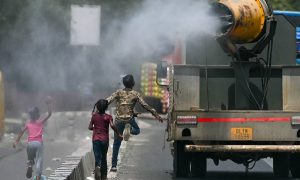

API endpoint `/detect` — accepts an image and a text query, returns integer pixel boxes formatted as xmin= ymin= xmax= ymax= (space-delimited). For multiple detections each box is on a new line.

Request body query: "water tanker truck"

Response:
xmin=159 ymin=0 xmax=300 ymax=178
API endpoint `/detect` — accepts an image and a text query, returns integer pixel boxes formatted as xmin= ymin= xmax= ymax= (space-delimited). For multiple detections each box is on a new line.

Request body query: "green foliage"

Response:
xmin=269 ymin=0 xmax=300 ymax=11
xmin=0 ymin=0 xmax=27 ymax=39
xmin=0 ymin=0 xmax=70 ymax=42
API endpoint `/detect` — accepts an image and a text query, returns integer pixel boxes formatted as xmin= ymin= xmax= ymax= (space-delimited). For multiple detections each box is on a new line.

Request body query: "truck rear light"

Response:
xmin=177 ymin=116 xmax=197 ymax=125
xmin=292 ymin=116 xmax=300 ymax=125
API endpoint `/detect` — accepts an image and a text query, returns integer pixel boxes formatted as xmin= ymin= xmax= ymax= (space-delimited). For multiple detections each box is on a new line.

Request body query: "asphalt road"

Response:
xmin=0 ymin=111 xmax=93 ymax=180
xmin=115 ymin=119 xmax=298 ymax=180
xmin=2 ymin=113 xmax=297 ymax=180
xmin=0 ymin=140 xmax=80 ymax=179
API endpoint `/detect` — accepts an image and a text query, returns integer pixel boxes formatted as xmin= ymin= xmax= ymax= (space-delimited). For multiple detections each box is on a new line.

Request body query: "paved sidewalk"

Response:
xmin=86 ymin=131 xmax=128 ymax=180
xmin=0 ymin=133 xmax=25 ymax=160
xmin=0 ymin=117 xmax=25 ymax=160
xmin=0 ymin=112 xmax=166 ymax=179
xmin=86 ymin=119 xmax=161 ymax=180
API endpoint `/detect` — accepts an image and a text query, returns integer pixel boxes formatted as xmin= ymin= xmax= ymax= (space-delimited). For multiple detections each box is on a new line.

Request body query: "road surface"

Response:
xmin=114 ymin=118 xmax=298 ymax=180
xmin=2 ymin=113 xmax=297 ymax=180
xmin=0 ymin=111 xmax=92 ymax=179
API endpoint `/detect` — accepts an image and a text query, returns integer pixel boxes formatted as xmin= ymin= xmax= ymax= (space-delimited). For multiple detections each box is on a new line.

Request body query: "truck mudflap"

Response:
xmin=185 ymin=145 xmax=300 ymax=152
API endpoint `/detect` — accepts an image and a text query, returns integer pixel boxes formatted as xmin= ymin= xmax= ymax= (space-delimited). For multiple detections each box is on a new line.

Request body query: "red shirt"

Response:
xmin=91 ymin=113 xmax=112 ymax=142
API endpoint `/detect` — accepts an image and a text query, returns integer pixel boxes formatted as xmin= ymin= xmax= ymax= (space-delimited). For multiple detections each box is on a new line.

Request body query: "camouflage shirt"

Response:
xmin=107 ymin=88 xmax=159 ymax=121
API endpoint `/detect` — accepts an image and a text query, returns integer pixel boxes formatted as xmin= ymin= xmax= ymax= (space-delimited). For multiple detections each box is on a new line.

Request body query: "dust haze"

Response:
xmin=0 ymin=0 xmax=219 ymax=112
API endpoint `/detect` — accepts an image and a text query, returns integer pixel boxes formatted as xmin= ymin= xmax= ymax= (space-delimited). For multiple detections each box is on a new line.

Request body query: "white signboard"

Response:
xmin=70 ymin=5 xmax=101 ymax=46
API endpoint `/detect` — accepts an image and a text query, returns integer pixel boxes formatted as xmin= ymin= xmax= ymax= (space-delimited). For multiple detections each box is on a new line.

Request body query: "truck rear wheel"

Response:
xmin=173 ymin=141 xmax=190 ymax=177
xmin=273 ymin=153 xmax=290 ymax=178
xmin=290 ymin=153 xmax=300 ymax=178
xmin=191 ymin=153 xmax=206 ymax=178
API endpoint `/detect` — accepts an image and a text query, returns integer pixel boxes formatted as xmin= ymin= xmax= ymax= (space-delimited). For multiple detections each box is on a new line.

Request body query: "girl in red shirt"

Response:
xmin=89 ymin=99 xmax=122 ymax=180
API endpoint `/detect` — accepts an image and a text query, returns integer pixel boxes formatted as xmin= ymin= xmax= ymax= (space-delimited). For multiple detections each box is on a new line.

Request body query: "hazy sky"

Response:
xmin=3 ymin=0 xmax=218 ymax=93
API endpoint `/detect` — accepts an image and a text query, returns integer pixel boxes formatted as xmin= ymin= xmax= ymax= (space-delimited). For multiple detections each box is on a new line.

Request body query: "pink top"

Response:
xmin=91 ymin=113 xmax=112 ymax=142
xmin=25 ymin=120 xmax=44 ymax=142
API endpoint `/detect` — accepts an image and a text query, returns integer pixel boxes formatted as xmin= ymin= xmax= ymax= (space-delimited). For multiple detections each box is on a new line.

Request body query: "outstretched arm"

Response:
xmin=41 ymin=96 xmax=52 ymax=124
xmin=13 ymin=126 xmax=26 ymax=148
xmin=106 ymin=90 xmax=118 ymax=105
xmin=138 ymin=94 xmax=163 ymax=122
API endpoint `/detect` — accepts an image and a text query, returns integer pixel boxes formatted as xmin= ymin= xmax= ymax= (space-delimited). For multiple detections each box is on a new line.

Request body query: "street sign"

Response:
xmin=70 ymin=5 xmax=101 ymax=46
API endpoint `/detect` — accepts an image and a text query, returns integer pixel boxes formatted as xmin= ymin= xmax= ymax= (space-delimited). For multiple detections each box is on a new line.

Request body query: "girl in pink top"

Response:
xmin=13 ymin=97 xmax=52 ymax=180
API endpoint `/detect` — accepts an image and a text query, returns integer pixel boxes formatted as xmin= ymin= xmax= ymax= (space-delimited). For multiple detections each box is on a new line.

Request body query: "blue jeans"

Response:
xmin=27 ymin=141 xmax=43 ymax=177
xmin=112 ymin=117 xmax=140 ymax=167
xmin=93 ymin=140 xmax=109 ymax=175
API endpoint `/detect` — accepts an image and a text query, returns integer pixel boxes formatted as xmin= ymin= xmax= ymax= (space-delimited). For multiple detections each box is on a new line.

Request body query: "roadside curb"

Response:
xmin=0 ymin=134 xmax=25 ymax=160
xmin=48 ymin=139 xmax=94 ymax=180
xmin=48 ymin=131 xmax=126 ymax=180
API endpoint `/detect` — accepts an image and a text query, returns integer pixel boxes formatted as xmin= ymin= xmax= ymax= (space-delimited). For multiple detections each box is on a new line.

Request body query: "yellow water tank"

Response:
xmin=215 ymin=0 xmax=271 ymax=43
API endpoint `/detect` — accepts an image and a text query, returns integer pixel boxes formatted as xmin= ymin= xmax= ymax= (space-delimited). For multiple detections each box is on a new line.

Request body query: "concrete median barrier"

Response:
xmin=47 ymin=111 xmax=95 ymax=180
xmin=48 ymin=152 xmax=95 ymax=180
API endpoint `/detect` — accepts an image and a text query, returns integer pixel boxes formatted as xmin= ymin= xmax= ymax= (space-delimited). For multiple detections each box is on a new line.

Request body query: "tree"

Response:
xmin=269 ymin=0 xmax=300 ymax=11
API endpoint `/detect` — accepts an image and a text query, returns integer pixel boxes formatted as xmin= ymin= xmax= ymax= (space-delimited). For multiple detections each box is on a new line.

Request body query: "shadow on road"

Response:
xmin=171 ymin=172 xmax=296 ymax=180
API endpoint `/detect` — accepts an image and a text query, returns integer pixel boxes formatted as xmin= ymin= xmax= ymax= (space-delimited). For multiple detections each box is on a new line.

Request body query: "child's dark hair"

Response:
xmin=123 ymin=74 xmax=135 ymax=88
xmin=92 ymin=99 xmax=108 ymax=114
xmin=28 ymin=107 xmax=40 ymax=121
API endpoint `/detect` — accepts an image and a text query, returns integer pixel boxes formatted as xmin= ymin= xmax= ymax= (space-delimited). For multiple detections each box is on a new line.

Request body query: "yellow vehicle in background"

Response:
xmin=140 ymin=63 xmax=169 ymax=113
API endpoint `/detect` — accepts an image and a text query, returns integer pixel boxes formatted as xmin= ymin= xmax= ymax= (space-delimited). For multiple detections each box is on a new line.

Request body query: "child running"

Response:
xmin=106 ymin=74 xmax=163 ymax=172
xmin=13 ymin=97 xmax=52 ymax=180
xmin=89 ymin=99 xmax=123 ymax=180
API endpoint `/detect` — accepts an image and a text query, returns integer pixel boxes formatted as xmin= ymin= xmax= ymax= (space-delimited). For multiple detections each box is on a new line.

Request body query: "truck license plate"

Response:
xmin=231 ymin=128 xmax=253 ymax=140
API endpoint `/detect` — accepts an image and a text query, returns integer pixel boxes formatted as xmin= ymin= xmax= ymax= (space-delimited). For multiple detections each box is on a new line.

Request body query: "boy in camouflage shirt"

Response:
xmin=107 ymin=74 xmax=163 ymax=171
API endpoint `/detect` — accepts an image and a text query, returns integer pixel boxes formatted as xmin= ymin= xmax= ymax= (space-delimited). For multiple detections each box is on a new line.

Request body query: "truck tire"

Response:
xmin=173 ymin=141 xmax=190 ymax=177
xmin=191 ymin=153 xmax=207 ymax=178
xmin=273 ymin=153 xmax=290 ymax=178
xmin=290 ymin=153 xmax=300 ymax=178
